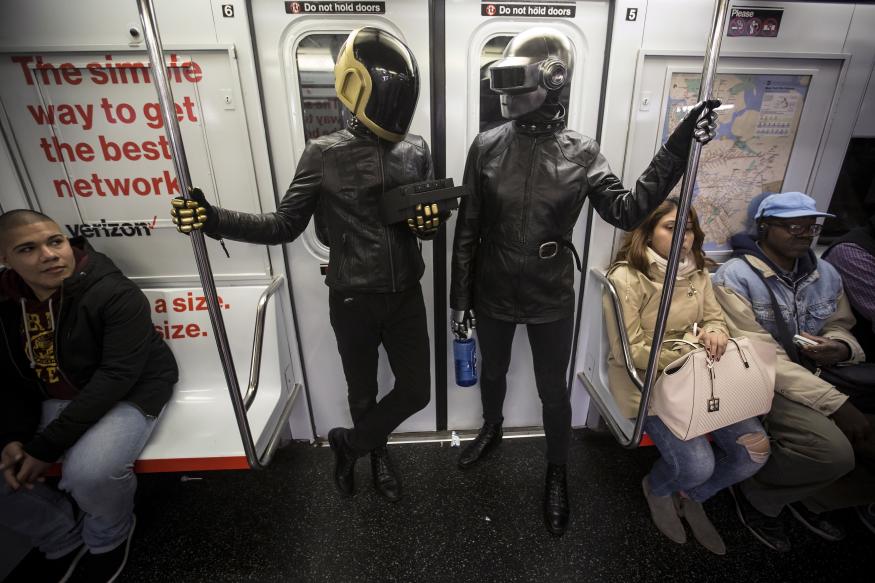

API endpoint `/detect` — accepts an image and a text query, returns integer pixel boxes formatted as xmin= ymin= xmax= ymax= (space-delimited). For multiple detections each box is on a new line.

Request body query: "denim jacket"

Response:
xmin=713 ymin=252 xmax=863 ymax=416
xmin=718 ymin=254 xmax=842 ymax=340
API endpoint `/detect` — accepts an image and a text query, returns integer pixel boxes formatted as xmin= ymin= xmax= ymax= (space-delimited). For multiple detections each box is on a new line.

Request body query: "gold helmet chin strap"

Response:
xmin=334 ymin=28 xmax=406 ymax=142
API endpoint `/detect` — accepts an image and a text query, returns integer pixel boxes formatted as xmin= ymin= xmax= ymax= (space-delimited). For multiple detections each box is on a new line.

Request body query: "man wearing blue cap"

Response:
xmin=712 ymin=191 xmax=875 ymax=551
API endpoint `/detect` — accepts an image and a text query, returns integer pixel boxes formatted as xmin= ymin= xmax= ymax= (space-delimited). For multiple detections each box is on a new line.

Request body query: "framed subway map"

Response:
xmin=660 ymin=73 xmax=811 ymax=250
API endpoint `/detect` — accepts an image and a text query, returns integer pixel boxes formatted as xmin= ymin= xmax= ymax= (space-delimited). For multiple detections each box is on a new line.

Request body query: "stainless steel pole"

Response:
xmin=136 ymin=0 xmax=261 ymax=467
xmin=626 ymin=0 xmax=731 ymax=448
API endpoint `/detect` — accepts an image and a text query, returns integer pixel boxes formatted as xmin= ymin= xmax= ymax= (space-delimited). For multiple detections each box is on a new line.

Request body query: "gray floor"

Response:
xmin=4 ymin=430 xmax=872 ymax=582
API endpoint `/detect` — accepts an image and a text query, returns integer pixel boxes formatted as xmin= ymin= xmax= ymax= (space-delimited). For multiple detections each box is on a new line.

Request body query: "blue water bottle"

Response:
xmin=454 ymin=337 xmax=478 ymax=387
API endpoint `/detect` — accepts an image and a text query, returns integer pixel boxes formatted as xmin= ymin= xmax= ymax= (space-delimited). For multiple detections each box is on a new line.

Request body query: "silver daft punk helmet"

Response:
xmin=488 ymin=27 xmax=573 ymax=119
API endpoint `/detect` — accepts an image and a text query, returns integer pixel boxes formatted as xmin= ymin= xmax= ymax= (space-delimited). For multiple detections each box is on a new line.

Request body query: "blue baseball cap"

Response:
xmin=754 ymin=192 xmax=835 ymax=220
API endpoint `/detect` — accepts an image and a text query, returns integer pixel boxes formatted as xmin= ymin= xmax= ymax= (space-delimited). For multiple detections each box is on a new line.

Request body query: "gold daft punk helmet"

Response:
xmin=334 ymin=27 xmax=420 ymax=142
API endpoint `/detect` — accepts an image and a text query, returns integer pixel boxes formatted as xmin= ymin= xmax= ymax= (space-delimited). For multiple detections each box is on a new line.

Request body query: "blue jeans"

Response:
xmin=0 ymin=400 xmax=159 ymax=556
xmin=644 ymin=415 xmax=768 ymax=502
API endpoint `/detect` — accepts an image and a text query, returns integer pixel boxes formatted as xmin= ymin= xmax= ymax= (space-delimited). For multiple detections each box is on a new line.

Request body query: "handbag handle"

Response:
xmin=726 ymin=337 xmax=749 ymax=368
xmin=662 ymin=336 xmax=750 ymax=367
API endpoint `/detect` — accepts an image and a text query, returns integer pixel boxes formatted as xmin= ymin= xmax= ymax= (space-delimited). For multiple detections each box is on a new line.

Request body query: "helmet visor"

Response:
xmin=489 ymin=60 xmax=540 ymax=94
xmin=355 ymin=30 xmax=419 ymax=137
xmin=363 ymin=68 xmax=419 ymax=136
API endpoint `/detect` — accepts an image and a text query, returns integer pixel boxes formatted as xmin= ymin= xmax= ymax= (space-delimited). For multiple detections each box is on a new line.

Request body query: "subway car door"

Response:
xmin=443 ymin=0 xmax=609 ymax=432
xmin=248 ymin=0 xmax=437 ymax=437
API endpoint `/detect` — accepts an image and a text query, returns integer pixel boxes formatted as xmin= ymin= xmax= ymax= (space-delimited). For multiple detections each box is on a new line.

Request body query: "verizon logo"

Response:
xmin=66 ymin=217 xmax=156 ymax=238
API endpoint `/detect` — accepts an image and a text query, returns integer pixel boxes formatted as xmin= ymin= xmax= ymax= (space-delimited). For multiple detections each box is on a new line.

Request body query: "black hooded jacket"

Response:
xmin=0 ymin=239 xmax=178 ymax=462
xmin=451 ymin=120 xmax=687 ymax=323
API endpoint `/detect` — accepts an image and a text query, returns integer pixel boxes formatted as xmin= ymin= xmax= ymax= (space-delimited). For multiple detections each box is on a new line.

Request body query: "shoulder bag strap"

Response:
xmin=738 ymin=255 xmax=800 ymax=363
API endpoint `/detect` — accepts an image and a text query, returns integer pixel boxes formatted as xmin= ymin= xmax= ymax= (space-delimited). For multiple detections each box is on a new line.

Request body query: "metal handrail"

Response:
xmin=580 ymin=0 xmax=730 ymax=448
xmin=137 ymin=0 xmax=293 ymax=469
xmin=257 ymin=383 xmax=301 ymax=467
xmin=244 ymin=275 xmax=286 ymax=410
xmin=628 ymin=0 xmax=730 ymax=449
xmin=576 ymin=268 xmax=639 ymax=445
xmin=594 ymin=268 xmax=643 ymax=391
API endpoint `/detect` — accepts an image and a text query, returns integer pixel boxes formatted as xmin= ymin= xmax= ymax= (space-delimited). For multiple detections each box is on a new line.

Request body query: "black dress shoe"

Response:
xmin=328 ymin=427 xmax=359 ymax=496
xmin=729 ymin=485 xmax=791 ymax=552
xmin=544 ymin=463 xmax=570 ymax=536
xmin=371 ymin=445 xmax=402 ymax=502
xmin=457 ymin=422 xmax=503 ymax=469
xmin=788 ymin=502 xmax=846 ymax=541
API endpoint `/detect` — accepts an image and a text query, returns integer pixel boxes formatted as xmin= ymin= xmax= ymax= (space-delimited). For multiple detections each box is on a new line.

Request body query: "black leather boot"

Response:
xmin=328 ymin=427 xmax=359 ymax=496
xmin=370 ymin=445 xmax=402 ymax=502
xmin=544 ymin=463 xmax=569 ymax=536
xmin=457 ymin=422 xmax=503 ymax=469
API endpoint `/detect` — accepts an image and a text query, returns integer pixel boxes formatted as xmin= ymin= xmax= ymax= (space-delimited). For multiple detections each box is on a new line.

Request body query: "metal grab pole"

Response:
xmin=625 ymin=0 xmax=731 ymax=449
xmin=136 ymin=0 xmax=261 ymax=467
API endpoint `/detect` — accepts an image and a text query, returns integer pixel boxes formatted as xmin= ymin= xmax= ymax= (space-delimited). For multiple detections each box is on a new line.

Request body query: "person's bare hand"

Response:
xmin=15 ymin=453 xmax=52 ymax=490
xmin=698 ymin=329 xmax=728 ymax=361
xmin=798 ymin=332 xmax=850 ymax=366
xmin=0 ymin=442 xmax=25 ymax=490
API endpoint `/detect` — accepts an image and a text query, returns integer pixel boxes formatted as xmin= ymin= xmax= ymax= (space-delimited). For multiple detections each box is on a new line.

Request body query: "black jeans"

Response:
xmin=476 ymin=314 xmax=574 ymax=464
xmin=329 ymin=284 xmax=431 ymax=453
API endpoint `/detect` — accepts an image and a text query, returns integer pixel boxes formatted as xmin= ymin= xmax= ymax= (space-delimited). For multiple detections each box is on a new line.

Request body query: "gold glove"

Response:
xmin=407 ymin=202 xmax=442 ymax=238
xmin=170 ymin=187 xmax=210 ymax=234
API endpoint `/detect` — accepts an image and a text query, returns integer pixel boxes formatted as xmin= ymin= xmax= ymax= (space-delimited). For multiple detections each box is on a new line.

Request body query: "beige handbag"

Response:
xmin=650 ymin=337 xmax=776 ymax=441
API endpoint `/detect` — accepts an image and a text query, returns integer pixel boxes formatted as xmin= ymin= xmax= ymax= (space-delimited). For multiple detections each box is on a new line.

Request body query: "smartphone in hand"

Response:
xmin=793 ymin=334 xmax=818 ymax=347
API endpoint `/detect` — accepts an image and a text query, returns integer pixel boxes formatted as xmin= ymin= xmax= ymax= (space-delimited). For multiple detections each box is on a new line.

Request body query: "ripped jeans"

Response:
xmin=0 ymin=400 xmax=158 ymax=556
xmin=644 ymin=415 xmax=769 ymax=502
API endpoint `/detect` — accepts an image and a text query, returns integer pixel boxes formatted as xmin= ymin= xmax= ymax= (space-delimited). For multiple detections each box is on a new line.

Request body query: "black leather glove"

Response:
xmin=451 ymin=309 xmax=476 ymax=340
xmin=665 ymin=99 xmax=721 ymax=158
xmin=407 ymin=202 xmax=451 ymax=239
xmin=170 ymin=187 xmax=211 ymax=234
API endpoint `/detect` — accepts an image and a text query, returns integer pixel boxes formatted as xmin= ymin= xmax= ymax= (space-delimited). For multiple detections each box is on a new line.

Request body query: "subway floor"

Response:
xmin=4 ymin=429 xmax=870 ymax=582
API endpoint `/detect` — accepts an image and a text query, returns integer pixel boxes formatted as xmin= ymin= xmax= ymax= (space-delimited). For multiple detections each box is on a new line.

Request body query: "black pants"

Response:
xmin=476 ymin=313 xmax=574 ymax=464
xmin=329 ymin=284 xmax=431 ymax=453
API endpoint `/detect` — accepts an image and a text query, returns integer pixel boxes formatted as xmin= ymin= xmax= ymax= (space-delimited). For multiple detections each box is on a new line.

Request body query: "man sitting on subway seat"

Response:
xmin=712 ymin=192 xmax=875 ymax=551
xmin=0 ymin=209 xmax=178 ymax=582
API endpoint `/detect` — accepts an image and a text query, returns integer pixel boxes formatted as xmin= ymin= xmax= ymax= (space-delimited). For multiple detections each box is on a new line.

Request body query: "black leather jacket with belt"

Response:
xmin=451 ymin=120 xmax=687 ymax=324
xmin=206 ymin=124 xmax=434 ymax=293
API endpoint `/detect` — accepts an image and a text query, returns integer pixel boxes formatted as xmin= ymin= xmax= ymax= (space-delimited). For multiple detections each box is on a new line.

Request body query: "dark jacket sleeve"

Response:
xmin=586 ymin=143 xmax=686 ymax=231
xmin=206 ymin=142 xmax=324 ymax=245
xmin=23 ymin=281 xmax=157 ymax=462
xmin=450 ymin=137 xmax=483 ymax=311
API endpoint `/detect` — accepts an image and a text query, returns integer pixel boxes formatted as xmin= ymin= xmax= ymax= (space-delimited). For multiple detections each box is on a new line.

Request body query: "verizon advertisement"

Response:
xmin=0 ymin=51 xmax=270 ymax=279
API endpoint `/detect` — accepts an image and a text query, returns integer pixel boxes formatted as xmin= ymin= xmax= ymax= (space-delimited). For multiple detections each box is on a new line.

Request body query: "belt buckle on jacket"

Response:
xmin=539 ymin=241 xmax=559 ymax=259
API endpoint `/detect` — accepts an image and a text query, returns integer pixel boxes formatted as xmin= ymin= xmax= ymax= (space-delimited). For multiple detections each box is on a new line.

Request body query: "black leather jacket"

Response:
xmin=451 ymin=120 xmax=686 ymax=324
xmin=206 ymin=125 xmax=434 ymax=293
